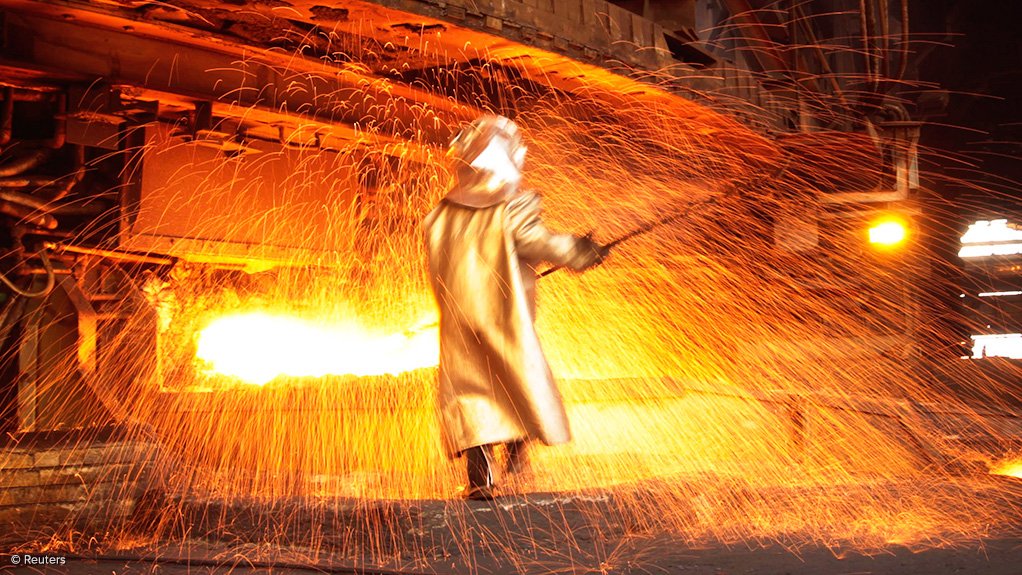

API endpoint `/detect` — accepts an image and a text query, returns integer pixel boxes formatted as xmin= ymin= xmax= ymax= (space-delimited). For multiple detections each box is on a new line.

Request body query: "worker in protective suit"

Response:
xmin=423 ymin=115 xmax=609 ymax=500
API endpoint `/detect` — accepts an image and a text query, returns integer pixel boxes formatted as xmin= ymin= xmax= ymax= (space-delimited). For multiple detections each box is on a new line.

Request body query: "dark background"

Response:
xmin=902 ymin=0 xmax=1022 ymax=361
xmin=916 ymin=0 xmax=1022 ymax=219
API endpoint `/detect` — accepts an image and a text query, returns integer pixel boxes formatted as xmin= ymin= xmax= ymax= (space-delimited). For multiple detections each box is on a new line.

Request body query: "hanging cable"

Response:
xmin=859 ymin=0 xmax=883 ymax=94
xmin=897 ymin=0 xmax=910 ymax=81
xmin=859 ymin=0 xmax=872 ymax=84
xmin=0 ymin=248 xmax=55 ymax=298
xmin=792 ymin=4 xmax=854 ymax=121
xmin=878 ymin=0 xmax=891 ymax=79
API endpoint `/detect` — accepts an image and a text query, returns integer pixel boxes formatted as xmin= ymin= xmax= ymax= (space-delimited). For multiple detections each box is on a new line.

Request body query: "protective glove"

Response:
xmin=576 ymin=233 xmax=611 ymax=269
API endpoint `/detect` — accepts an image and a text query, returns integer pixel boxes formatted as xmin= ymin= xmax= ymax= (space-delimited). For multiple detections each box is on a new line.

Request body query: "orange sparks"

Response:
xmin=10 ymin=3 xmax=1019 ymax=561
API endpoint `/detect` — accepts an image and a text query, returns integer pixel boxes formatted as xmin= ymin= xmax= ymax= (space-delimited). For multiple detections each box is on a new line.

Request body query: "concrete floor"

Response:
xmin=5 ymin=479 xmax=1022 ymax=575
xmin=5 ymin=537 xmax=1022 ymax=574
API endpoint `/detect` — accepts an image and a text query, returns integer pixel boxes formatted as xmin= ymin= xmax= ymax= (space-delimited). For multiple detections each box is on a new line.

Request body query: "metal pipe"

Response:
xmin=0 ymin=145 xmax=85 ymax=199
xmin=43 ymin=241 xmax=175 ymax=265
xmin=0 ymin=147 xmax=52 ymax=177
xmin=51 ymin=201 xmax=112 ymax=216
xmin=0 ymin=87 xmax=12 ymax=147
xmin=897 ymin=0 xmax=910 ymax=81
xmin=0 ymin=189 xmax=51 ymax=210
xmin=18 ymin=228 xmax=74 ymax=239
xmin=0 ymin=249 xmax=55 ymax=297
xmin=861 ymin=0 xmax=882 ymax=92
xmin=879 ymin=0 xmax=890 ymax=78
xmin=720 ymin=0 xmax=791 ymax=75
xmin=0 ymin=200 xmax=58 ymax=229
xmin=44 ymin=144 xmax=85 ymax=201
xmin=859 ymin=0 xmax=874 ymax=87
xmin=0 ymin=177 xmax=60 ymax=187
xmin=22 ymin=267 xmax=71 ymax=275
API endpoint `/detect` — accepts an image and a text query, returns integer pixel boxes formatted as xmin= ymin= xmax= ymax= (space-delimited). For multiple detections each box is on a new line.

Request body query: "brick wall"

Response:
xmin=0 ymin=428 xmax=157 ymax=544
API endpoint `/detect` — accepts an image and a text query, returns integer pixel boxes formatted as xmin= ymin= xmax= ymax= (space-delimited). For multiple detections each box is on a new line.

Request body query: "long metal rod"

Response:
xmin=537 ymin=158 xmax=790 ymax=278
xmin=44 ymin=241 xmax=175 ymax=265
xmin=0 ymin=250 xmax=55 ymax=297
xmin=413 ymin=164 xmax=787 ymax=335
xmin=537 ymin=191 xmax=731 ymax=278
xmin=406 ymin=189 xmax=734 ymax=338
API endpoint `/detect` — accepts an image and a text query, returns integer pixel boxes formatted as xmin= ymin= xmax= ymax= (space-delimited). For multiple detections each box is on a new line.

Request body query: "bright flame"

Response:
xmin=969 ymin=333 xmax=1022 ymax=359
xmin=960 ymin=219 xmax=1022 ymax=244
xmin=195 ymin=312 xmax=438 ymax=385
xmin=868 ymin=219 xmax=907 ymax=247
xmin=990 ymin=460 xmax=1022 ymax=478
xmin=959 ymin=243 xmax=1022 ymax=258
xmin=958 ymin=219 xmax=1022 ymax=258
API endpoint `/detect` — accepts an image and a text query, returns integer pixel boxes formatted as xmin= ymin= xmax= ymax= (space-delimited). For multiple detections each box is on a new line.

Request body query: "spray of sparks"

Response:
xmin=4 ymin=1 xmax=1022 ymax=572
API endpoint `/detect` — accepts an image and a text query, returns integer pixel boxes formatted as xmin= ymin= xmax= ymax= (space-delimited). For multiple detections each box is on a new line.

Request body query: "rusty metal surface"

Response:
xmin=120 ymin=123 xmax=365 ymax=268
xmin=0 ymin=4 xmax=476 ymax=146
xmin=0 ymin=0 xmax=783 ymax=126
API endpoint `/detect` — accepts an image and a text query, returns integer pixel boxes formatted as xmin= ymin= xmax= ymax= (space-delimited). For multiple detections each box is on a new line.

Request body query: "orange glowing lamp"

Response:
xmin=868 ymin=218 xmax=908 ymax=248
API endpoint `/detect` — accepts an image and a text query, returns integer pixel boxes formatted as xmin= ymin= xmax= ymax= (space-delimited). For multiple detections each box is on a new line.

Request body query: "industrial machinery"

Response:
xmin=0 ymin=0 xmax=928 ymax=460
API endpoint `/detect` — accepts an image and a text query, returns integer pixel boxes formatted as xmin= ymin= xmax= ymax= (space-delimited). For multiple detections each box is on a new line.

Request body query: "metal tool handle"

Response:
xmin=537 ymin=190 xmax=730 ymax=278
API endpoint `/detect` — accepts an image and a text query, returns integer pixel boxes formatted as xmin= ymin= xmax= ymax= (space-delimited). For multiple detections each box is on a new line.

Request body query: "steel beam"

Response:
xmin=0 ymin=2 xmax=479 ymax=148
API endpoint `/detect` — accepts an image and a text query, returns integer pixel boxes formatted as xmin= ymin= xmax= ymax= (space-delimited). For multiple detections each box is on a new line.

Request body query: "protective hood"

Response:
xmin=445 ymin=114 xmax=525 ymax=208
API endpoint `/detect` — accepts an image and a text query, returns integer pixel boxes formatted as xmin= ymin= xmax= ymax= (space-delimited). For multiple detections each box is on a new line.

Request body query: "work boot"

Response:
xmin=505 ymin=440 xmax=530 ymax=476
xmin=465 ymin=444 xmax=497 ymax=500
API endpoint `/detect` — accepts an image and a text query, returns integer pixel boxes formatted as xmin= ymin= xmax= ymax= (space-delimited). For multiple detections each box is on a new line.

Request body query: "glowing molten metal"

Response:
xmin=991 ymin=460 xmax=1022 ymax=479
xmin=195 ymin=312 xmax=439 ymax=384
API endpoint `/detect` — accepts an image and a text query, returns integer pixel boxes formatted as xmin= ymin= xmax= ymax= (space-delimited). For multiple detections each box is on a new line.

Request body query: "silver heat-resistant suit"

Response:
xmin=424 ymin=188 xmax=602 ymax=456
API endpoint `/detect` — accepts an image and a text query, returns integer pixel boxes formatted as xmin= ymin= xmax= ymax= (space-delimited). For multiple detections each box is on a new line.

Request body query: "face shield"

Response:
xmin=444 ymin=115 xmax=529 ymax=206
xmin=469 ymin=133 xmax=526 ymax=186
xmin=449 ymin=116 xmax=526 ymax=174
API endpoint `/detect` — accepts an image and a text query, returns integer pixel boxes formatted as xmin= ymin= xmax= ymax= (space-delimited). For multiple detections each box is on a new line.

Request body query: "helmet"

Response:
xmin=448 ymin=115 xmax=526 ymax=172
xmin=445 ymin=115 xmax=528 ymax=207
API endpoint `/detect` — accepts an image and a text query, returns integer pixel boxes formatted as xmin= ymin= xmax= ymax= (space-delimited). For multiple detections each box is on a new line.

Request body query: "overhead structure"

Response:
xmin=0 ymin=0 xmax=927 ymax=434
